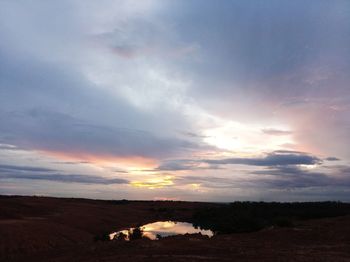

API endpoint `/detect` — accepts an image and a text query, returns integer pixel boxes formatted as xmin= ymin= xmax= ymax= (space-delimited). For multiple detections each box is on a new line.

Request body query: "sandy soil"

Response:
xmin=1 ymin=195 xmax=349 ymax=261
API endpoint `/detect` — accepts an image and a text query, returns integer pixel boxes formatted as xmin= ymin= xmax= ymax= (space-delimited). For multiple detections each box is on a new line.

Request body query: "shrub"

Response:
xmin=129 ymin=226 xmax=144 ymax=240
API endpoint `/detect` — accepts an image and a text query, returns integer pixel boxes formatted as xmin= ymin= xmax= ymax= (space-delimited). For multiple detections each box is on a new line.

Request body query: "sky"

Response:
xmin=1 ymin=0 xmax=350 ymax=202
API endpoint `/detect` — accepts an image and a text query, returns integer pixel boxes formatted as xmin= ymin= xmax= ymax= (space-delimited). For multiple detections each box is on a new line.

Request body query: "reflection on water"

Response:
xmin=109 ymin=221 xmax=214 ymax=241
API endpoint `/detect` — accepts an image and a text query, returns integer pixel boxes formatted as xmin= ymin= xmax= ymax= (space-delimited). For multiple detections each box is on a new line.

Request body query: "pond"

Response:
xmin=109 ymin=221 xmax=214 ymax=241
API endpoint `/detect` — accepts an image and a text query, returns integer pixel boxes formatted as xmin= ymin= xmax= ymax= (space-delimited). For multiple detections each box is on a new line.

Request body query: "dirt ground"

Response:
xmin=1 ymin=195 xmax=350 ymax=262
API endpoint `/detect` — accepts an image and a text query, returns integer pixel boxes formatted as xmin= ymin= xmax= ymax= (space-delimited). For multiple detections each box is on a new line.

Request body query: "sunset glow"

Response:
xmin=1 ymin=0 xmax=350 ymax=202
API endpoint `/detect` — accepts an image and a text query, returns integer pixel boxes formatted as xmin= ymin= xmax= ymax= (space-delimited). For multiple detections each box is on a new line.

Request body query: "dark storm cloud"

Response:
xmin=204 ymin=151 xmax=321 ymax=167
xmin=153 ymin=151 xmax=321 ymax=172
xmin=176 ymin=165 xmax=350 ymax=190
xmin=252 ymin=165 xmax=350 ymax=189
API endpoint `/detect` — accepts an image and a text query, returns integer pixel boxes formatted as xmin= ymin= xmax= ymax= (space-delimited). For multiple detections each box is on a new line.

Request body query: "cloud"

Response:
xmin=0 ymin=144 xmax=20 ymax=151
xmin=0 ymin=1 xmax=201 ymax=162
xmin=94 ymin=17 xmax=199 ymax=60
xmin=180 ymin=131 xmax=208 ymax=139
xmin=155 ymin=159 xmax=222 ymax=171
xmin=261 ymin=128 xmax=292 ymax=136
xmin=0 ymin=164 xmax=55 ymax=173
xmin=0 ymin=1 xmax=350 ymax=201
xmin=161 ymin=0 xmax=350 ymax=160
xmin=51 ymin=161 xmax=91 ymax=165
xmin=0 ymin=45 xmax=201 ymax=160
xmin=151 ymin=150 xmax=323 ymax=176
xmin=164 ymin=165 xmax=350 ymax=193
xmin=176 ymin=176 xmax=247 ymax=189
xmin=152 ymin=151 xmax=322 ymax=172
xmin=252 ymin=165 xmax=350 ymax=189
xmin=204 ymin=151 xmax=321 ymax=167
xmin=0 ymin=163 xmax=128 ymax=185
xmin=156 ymin=160 xmax=197 ymax=171
xmin=0 ymin=172 xmax=128 ymax=185
xmin=174 ymin=163 xmax=350 ymax=191
xmin=325 ymin=157 xmax=340 ymax=161
xmin=130 ymin=175 xmax=174 ymax=189
xmin=0 ymin=108 xmax=198 ymax=160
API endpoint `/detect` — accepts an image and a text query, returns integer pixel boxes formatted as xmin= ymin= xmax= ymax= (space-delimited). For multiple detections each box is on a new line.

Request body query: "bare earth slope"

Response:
xmin=0 ymin=196 xmax=349 ymax=261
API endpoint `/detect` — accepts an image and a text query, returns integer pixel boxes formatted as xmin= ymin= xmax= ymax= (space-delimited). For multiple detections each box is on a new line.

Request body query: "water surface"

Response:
xmin=109 ymin=221 xmax=214 ymax=240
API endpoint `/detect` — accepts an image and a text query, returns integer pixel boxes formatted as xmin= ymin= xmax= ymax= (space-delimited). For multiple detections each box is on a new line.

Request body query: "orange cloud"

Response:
xmin=37 ymin=150 xmax=158 ymax=169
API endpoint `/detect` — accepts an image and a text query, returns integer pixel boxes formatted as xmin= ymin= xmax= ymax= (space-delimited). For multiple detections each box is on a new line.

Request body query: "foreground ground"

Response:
xmin=0 ymin=196 xmax=350 ymax=261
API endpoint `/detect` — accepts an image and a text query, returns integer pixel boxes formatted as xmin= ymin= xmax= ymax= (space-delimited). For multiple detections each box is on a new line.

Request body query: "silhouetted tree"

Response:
xmin=129 ymin=226 xmax=144 ymax=240
xmin=94 ymin=232 xmax=110 ymax=242
xmin=114 ymin=232 xmax=128 ymax=241
xmin=192 ymin=201 xmax=350 ymax=234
